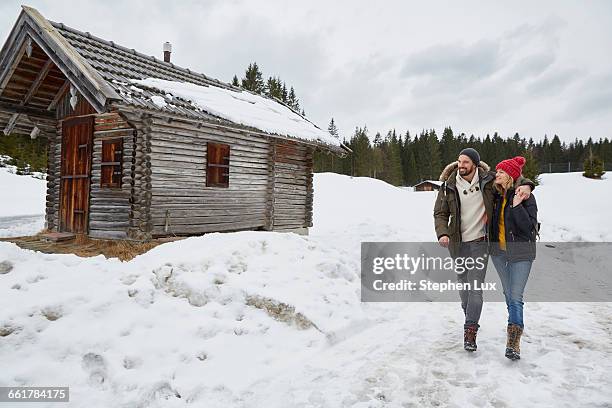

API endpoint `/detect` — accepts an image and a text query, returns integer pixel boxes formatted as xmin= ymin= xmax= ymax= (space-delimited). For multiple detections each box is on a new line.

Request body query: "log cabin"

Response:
xmin=0 ymin=6 xmax=348 ymax=240
xmin=413 ymin=180 xmax=441 ymax=192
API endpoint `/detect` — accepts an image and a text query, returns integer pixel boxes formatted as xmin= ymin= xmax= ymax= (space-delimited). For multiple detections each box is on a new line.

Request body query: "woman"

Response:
xmin=489 ymin=156 xmax=538 ymax=360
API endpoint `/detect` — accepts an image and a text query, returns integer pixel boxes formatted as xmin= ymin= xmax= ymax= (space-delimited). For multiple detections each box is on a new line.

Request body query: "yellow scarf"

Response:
xmin=499 ymin=195 xmax=507 ymax=251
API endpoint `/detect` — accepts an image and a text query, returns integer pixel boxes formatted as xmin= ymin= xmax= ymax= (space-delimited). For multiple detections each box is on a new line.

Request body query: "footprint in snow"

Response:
xmin=81 ymin=352 xmax=108 ymax=386
xmin=123 ymin=356 xmax=142 ymax=369
xmin=0 ymin=260 xmax=14 ymax=274
xmin=41 ymin=306 xmax=63 ymax=321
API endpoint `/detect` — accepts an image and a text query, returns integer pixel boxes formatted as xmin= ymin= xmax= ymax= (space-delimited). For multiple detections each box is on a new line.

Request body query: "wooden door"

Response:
xmin=60 ymin=116 xmax=94 ymax=233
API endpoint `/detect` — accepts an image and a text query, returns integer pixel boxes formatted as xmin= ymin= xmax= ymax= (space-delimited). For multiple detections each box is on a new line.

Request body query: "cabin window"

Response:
xmin=206 ymin=142 xmax=230 ymax=188
xmin=101 ymin=138 xmax=123 ymax=188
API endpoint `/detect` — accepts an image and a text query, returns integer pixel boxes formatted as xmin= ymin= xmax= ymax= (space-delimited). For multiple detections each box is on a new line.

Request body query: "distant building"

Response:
xmin=413 ymin=180 xmax=441 ymax=192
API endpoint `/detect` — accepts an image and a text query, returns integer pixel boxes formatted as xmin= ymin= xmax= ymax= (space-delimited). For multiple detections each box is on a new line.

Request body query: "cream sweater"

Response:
xmin=455 ymin=170 xmax=486 ymax=241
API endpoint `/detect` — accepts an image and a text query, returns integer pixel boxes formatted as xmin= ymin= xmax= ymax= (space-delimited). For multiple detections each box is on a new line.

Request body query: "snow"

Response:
xmin=414 ymin=179 xmax=443 ymax=186
xmin=0 ymin=215 xmax=45 ymax=238
xmin=0 ymin=162 xmax=46 ymax=237
xmin=132 ymin=78 xmax=341 ymax=147
xmin=150 ymin=95 xmax=167 ymax=108
xmin=535 ymin=172 xmax=612 ymax=241
xmin=0 ymin=170 xmax=611 ymax=407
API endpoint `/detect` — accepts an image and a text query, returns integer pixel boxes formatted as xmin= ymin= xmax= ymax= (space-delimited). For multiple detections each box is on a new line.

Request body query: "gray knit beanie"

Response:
xmin=459 ymin=148 xmax=480 ymax=166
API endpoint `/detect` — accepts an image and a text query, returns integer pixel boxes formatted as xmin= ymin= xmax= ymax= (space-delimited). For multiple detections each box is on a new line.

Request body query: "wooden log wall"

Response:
xmin=143 ymin=116 xmax=271 ymax=236
xmin=45 ymin=126 xmax=61 ymax=231
xmin=88 ymin=112 xmax=135 ymax=239
xmin=271 ymin=140 xmax=314 ymax=230
xmin=46 ymin=90 xmax=137 ymax=239
xmin=119 ymin=110 xmax=152 ymax=241
xmin=52 ymin=105 xmax=319 ymax=240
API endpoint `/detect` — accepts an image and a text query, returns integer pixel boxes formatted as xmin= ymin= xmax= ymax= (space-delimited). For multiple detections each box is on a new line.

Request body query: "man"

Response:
xmin=433 ymin=148 xmax=534 ymax=352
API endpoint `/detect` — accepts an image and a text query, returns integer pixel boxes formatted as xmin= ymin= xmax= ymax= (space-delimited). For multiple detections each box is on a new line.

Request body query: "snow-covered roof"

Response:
xmin=131 ymin=78 xmax=341 ymax=147
xmin=414 ymin=180 xmax=442 ymax=187
xmin=0 ymin=7 xmax=343 ymax=150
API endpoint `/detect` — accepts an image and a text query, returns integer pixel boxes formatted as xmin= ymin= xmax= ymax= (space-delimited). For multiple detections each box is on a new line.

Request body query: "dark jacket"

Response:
xmin=433 ymin=161 xmax=535 ymax=258
xmin=489 ymin=188 xmax=538 ymax=261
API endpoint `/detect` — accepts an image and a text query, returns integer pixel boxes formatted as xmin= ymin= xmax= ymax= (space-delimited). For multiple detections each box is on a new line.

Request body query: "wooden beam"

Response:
xmin=23 ymin=9 xmax=119 ymax=110
xmin=0 ymin=40 xmax=28 ymax=97
xmin=0 ymin=101 xmax=56 ymax=119
xmin=21 ymin=58 xmax=53 ymax=106
xmin=3 ymin=113 xmax=20 ymax=135
xmin=47 ymin=80 xmax=69 ymax=111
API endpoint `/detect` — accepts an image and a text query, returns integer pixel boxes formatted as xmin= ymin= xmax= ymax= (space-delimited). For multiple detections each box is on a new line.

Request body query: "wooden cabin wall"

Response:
xmin=88 ymin=113 xmax=135 ymax=239
xmin=45 ymin=128 xmax=61 ymax=231
xmin=118 ymin=109 xmax=151 ymax=241
xmin=142 ymin=116 xmax=271 ymax=237
xmin=47 ymin=102 xmax=317 ymax=239
xmin=270 ymin=140 xmax=314 ymax=230
xmin=46 ymin=91 xmax=136 ymax=239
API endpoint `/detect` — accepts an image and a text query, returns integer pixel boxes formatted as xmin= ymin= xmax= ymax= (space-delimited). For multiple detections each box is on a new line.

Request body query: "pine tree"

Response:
xmin=328 ymin=118 xmax=339 ymax=138
xmin=583 ymin=147 xmax=605 ymax=179
xmin=349 ymin=126 xmax=372 ymax=177
xmin=541 ymin=135 xmax=550 ymax=165
xmin=287 ymin=87 xmax=300 ymax=111
xmin=522 ymin=149 xmax=540 ymax=186
xmin=314 ymin=118 xmax=341 ymax=173
xmin=440 ymin=126 xmax=457 ymax=165
xmin=549 ymin=135 xmax=563 ymax=163
xmin=423 ymin=129 xmax=441 ymax=180
xmin=372 ymin=133 xmax=384 ymax=179
xmin=491 ymin=132 xmax=505 ymax=165
xmin=231 ymin=75 xmax=240 ymax=87
xmin=265 ymin=76 xmax=284 ymax=100
xmin=281 ymin=83 xmax=288 ymax=103
xmin=481 ymin=134 xmax=494 ymax=165
xmin=241 ymin=62 xmax=265 ymax=94
xmin=406 ymin=151 xmax=418 ymax=185
xmin=413 ymin=130 xmax=428 ymax=180
xmin=382 ymin=130 xmax=403 ymax=185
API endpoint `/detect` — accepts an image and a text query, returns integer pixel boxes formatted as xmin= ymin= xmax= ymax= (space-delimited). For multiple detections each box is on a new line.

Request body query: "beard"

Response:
xmin=458 ymin=166 xmax=472 ymax=176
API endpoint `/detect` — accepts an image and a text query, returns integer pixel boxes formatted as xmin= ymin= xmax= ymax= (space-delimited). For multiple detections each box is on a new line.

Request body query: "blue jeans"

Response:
xmin=491 ymin=253 xmax=532 ymax=328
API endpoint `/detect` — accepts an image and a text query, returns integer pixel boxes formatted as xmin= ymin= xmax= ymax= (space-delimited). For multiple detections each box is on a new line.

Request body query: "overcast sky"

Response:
xmin=2 ymin=0 xmax=611 ymax=143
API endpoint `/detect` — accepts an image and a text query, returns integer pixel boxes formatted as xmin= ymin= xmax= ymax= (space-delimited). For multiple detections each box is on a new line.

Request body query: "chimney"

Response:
xmin=163 ymin=42 xmax=172 ymax=63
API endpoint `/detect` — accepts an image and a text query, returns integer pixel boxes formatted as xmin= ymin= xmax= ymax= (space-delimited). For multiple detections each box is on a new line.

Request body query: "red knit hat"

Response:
xmin=496 ymin=156 xmax=526 ymax=181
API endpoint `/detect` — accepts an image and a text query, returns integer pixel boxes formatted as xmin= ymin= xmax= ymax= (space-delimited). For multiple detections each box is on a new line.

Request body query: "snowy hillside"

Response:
xmin=0 ymin=171 xmax=611 ymax=407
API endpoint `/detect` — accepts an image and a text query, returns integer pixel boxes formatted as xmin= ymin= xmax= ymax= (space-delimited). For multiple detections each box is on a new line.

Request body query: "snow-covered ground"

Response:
xmin=0 ymin=162 xmax=46 ymax=237
xmin=0 ymin=171 xmax=611 ymax=407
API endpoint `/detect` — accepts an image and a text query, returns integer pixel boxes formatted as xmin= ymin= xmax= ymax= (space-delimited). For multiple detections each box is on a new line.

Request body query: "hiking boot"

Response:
xmin=464 ymin=324 xmax=478 ymax=352
xmin=505 ymin=324 xmax=523 ymax=360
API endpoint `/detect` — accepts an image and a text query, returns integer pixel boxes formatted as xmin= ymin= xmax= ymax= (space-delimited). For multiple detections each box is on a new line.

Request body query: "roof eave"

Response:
xmin=19 ymin=6 xmax=122 ymax=112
